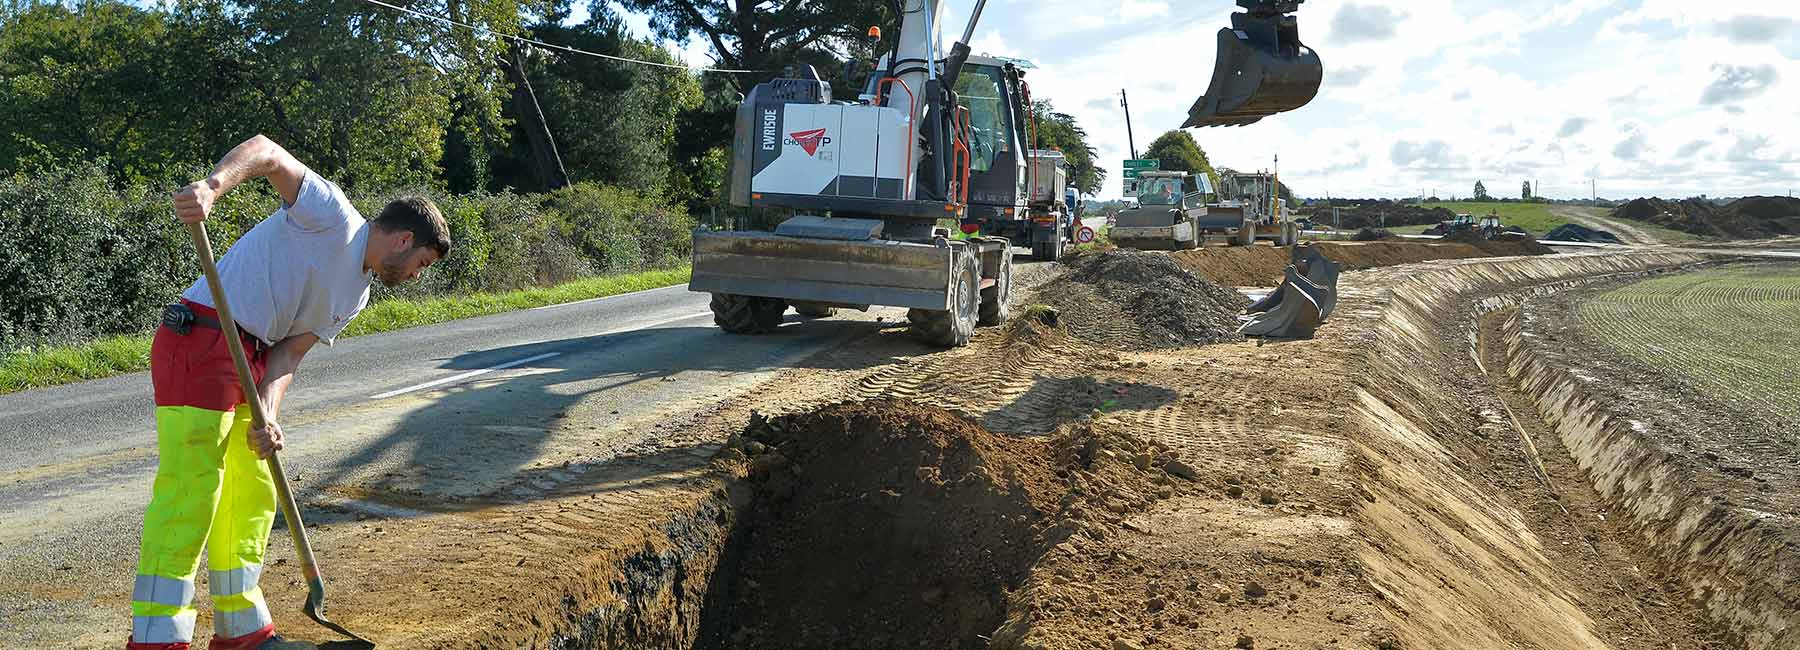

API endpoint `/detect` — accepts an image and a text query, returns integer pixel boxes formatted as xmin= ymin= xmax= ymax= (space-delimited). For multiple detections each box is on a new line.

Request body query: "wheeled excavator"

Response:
xmin=688 ymin=0 xmax=1323 ymax=346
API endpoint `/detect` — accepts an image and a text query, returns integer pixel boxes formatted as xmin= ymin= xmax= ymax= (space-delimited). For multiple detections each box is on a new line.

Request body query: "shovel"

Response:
xmin=184 ymin=221 xmax=375 ymax=648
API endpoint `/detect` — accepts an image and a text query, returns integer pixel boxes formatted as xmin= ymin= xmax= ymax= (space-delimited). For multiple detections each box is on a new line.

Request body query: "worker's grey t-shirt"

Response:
xmin=182 ymin=170 xmax=372 ymax=345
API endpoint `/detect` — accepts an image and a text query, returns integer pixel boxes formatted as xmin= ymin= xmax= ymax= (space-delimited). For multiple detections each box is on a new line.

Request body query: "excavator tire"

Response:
xmin=910 ymin=248 xmax=980 ymax=347
xmin=978 ymin=247 xmax=1012 ymax=326
xmin=710 ymin=293 xmax=787 ymax=334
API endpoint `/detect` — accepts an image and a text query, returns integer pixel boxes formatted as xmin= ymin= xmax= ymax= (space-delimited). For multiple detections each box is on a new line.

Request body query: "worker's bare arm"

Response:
xmin=172 ymin=135 xmax=307 ymax=225
xmin=248 ymin=332 xmax=318 ymax=459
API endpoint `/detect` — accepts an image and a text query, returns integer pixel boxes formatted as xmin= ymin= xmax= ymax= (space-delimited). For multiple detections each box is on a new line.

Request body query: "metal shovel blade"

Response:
xmin=1185 ymin=0 xmax=1323 ymax=128
xmin=304 ymin=575 xmax=374 ymax=648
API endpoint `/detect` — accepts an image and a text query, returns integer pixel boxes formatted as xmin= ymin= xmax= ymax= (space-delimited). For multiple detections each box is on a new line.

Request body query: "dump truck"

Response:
xmin=689 ymin=0 xmax=1322 ymax=346
xmin=959 ymin=142 xmax=1076 ymax=261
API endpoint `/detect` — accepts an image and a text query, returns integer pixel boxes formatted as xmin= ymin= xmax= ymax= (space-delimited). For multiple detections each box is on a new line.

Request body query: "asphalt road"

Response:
xmin=0 ymin=281 xmax=922 ymax=644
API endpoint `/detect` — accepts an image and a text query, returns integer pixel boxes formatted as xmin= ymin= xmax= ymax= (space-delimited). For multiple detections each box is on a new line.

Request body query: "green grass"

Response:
xmin=1577 ymin=263 xmax=1800 ymax=428
xmin=1420 ymin=202 xmax=1568 ymax=234
xmin=0 ymin=266 xmax=692 ymax=395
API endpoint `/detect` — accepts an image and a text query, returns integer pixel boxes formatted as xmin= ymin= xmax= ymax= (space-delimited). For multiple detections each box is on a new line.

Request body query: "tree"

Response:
xmin=1143 ymin=130 xmax=1219 ymax=192
xmin=615 ymin=0 xmax=891 ymax=85
xmin=0 ymin=2 xmax=260 ymax=183
xmin=0 ymin=0 xmax=556 ymax=190
xmin=1029 ymin=100 xmax=1105 ymax=196
xmin=1473 ymin=180 xmax=1489 ymax=201
xmin=1521 ymin=180 xmax=1532 ymax=200
xmin=489 ymin=11 xmax=703 ymax=194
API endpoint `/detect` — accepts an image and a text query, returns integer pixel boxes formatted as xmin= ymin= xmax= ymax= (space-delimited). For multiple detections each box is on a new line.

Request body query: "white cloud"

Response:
xmin=1700 ymin=64 xmax=1780 ymax=105
xmin=612 ymin=0 xmax=1799 ymax=199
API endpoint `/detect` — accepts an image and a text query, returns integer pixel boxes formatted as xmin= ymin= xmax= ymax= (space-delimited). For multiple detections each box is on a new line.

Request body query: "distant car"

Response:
xmin=1294 ymin=218 xmax=1315 ymax=230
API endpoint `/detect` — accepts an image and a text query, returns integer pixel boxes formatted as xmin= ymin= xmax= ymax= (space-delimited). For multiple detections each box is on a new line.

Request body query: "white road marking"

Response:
xmin=368 ymin=310 xmax=712 ymax=400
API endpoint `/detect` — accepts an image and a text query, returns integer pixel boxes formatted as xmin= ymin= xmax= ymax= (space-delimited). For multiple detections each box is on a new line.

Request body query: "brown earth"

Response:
xmin=47 ymin=246 xmax=1751 ymax=650
xmin=1297 ymin=200 xmax=1456 ymax=229
xmin=1612 ymin=196 xmax=1800 ymax=239
xmin=1440 ymin=229 xmax=1556 ymax=255
xmin=1033 ymin=249 xmax=1248 ymax=348
xmin=699 ymin=400 xmax=1204 ymax=650
xmin=1165 ymin=240 xmax=1539 ymax=287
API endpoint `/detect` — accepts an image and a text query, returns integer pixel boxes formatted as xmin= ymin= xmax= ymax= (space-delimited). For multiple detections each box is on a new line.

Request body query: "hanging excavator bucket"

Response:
xmin=1184 ymin=0 xmax=1323 ymax=128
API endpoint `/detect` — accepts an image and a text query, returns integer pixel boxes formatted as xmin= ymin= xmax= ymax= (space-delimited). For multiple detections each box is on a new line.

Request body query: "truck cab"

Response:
xmin=1112 ymin=171 xmax=1214 ymax=249
xmin=949 ymin=56 xmax=1073 ymax=260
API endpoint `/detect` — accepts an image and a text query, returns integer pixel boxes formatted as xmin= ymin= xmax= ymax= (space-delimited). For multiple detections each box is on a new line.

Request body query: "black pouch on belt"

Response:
xmin=161 ymin=303 xmax=196 ymax=335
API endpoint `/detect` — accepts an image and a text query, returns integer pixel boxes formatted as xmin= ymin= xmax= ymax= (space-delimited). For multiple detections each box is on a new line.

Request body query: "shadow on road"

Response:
xmin=310 ymin=314 xmax=925 ymax=510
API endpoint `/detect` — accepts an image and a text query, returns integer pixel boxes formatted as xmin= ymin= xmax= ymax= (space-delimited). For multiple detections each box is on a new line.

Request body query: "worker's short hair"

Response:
xmin=372 ymin=196 xmax=452 ymax=258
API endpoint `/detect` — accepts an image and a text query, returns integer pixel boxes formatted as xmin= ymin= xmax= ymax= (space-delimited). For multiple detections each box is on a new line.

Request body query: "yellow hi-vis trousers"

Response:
xmin=130 ymin=306 xmax=275 ymax=649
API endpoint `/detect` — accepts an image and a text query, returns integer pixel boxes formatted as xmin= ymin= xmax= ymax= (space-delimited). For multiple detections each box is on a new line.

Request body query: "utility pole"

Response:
xmin=1120 ymin=89 xmax=1138 ymax=159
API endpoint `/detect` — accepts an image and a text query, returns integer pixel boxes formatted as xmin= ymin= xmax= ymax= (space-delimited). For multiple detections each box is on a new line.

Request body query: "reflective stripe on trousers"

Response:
xmin=129 ymin=323 xmax=274 ymax=649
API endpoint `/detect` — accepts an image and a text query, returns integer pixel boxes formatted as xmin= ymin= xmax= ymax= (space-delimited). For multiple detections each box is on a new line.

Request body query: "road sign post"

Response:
xmin=1122 ymin=159 xmax=1159 ymax=197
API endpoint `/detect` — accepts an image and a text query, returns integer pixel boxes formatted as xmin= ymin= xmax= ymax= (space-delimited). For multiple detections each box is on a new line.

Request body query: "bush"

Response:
xmin=0 ymin=164 xmax=695 ymax=352
xmin=0 ymin=162 xmax=293 ymax=351
xmin=479 ymin=191 xmax=588 ymax=292
xmin=544 ymin=182 xmax=694 ymax=275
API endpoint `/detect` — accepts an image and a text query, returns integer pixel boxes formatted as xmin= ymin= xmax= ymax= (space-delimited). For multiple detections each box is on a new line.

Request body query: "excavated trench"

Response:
xmin=532 ymin=395 xmax=1190 ymax=650
xmin=1486 ymin=290 xmax=1800 ymax=649
xmin=520 ymin=249 xmax=1792 ymax=650
xmin=692 ymin=401 xmax=1060 ymax=650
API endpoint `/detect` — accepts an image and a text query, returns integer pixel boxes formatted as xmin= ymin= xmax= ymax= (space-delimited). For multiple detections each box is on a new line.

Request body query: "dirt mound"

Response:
xmin=1545 ymin=223 xmax=1621 ymax=244
xmin=1441 ymin=230 xmax=1555 ymax=256
xmin=1612 ymin=196 xmax=1800 ymax=239
xmin=1352 ymin=227 xmax=1396 ymax=241
xmin=1166 ymin=247 xmax=1290 ymax=287
xmin=702 ymin=400 xmax=1193 ymax=650
xmin=1299 ymin=200 xmax=1456 ymax=230
xmin=1166 ymin=241 xmax=1534 ymax=287
xmin=1039 ymin=249 xmax=1249 ymax=348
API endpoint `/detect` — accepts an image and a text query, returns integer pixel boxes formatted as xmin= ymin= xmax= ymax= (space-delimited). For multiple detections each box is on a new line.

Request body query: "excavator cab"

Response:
xmin=1185 ymin=0 xmax=1323 ymax=128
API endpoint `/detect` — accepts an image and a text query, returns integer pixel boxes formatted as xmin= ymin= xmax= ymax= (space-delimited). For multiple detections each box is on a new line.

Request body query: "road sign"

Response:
xmin=1122 ymin=158 xmax=1160 ymax=179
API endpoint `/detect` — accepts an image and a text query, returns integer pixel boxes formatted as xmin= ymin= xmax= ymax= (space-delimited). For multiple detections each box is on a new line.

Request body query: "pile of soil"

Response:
xmin=1352 ymin=227 xmax=1397 ymax=241
xmin=1167 ymin=241 xmax=1529 ymax=287
xmin=1441 ymin=230 xmax=1554 ymax=256
xmin=1167 ymin=247 xmax=1290 ymax=287
xmin=1612 ymin=196 xmax=1800 ymax=238
xmin=1042 ymin=249 xmax=1249 ymax=348
xmin=702 ymin=400 xmax=1194 ymax=650
xmin=1545 ymin=223 xmax=1621 ymax=244
xmin=1297 ymin=200 xmax=1455 ymax=230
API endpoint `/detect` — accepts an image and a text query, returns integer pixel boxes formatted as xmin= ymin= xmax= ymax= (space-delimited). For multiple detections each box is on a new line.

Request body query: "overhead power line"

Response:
xmin=357 ymin=0 xmax=760 ymax=75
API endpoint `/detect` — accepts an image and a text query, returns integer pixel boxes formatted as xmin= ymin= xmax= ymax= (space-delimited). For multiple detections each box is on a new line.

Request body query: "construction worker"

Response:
xmin=127 ymin=134 xmax=450 ymax=650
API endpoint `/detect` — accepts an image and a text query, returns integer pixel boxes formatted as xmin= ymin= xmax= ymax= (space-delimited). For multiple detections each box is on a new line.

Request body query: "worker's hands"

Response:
xmin=173 ymin=178 xmax=221 ymax=225
xmin=250 ymin=417 xmax=285 ymax=459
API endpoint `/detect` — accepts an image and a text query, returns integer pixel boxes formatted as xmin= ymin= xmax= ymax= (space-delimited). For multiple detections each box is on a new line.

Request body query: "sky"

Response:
xmin=598 ymin=1 xmax=1799 ymax=201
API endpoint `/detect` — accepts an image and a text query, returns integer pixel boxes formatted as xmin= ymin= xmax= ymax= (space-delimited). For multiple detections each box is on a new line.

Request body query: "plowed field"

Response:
xmin=1576 ymin=262 xmax=1800 ymax=432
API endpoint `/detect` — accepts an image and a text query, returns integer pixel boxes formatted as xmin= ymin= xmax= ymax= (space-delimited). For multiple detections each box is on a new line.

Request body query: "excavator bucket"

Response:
xmin=1290 ymin=244 xmax=1341 ymax=318
xmin=1240 ymin=265 xmax=1329 ymax=338
xmin=1184 ymin=0 xmax=1323 ymax=128
xmin=1241 ymin=245 xmax=1340 ymax=338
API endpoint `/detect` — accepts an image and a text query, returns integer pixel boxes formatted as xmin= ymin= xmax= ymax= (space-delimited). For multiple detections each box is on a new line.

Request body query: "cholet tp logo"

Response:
xmin=785 ymin=128 xmax=831 ymax=156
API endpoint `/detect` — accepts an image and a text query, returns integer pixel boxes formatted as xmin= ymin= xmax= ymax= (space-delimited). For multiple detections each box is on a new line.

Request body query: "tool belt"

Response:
xmin=162 ymin=301 xmax=267 ymax=351
xmin=161 ymin=302 xmax=219 ymax=335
